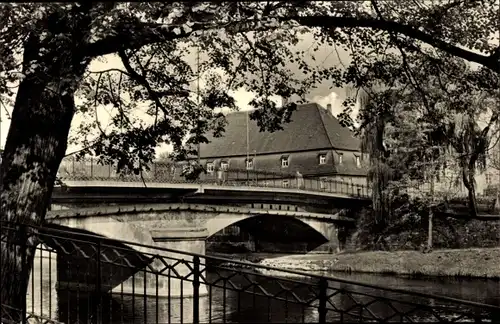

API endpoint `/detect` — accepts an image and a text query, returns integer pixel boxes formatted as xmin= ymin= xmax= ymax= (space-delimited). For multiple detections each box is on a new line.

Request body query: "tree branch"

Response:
xmin=93 ymin=72 xmax=107 ymax=136
xmin=85 ymin=8 xmax=500 ymax=74
xmin=371 ymin=0 xmax=433 ymax=113
xmin=86 ymin=20 xmax=231 ymax=58
xmin=88 ymin=68 xmax=130 ymax=76
xmin=294 ymin=15 xmax=499 ymax=73
xmin=118 ymin=50 xmax=188 ymax=114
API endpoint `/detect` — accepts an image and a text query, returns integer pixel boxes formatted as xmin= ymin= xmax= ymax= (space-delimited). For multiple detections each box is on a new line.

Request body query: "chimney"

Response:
xmin=326 ymin=103 xmax=333 ymax=115
xmin=282 ymin=97 xmax=289 ymax=107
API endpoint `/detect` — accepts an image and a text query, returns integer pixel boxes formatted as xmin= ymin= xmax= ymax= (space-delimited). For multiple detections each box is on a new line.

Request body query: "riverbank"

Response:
xmin=256 ymin=248 xmax=500 ymax=279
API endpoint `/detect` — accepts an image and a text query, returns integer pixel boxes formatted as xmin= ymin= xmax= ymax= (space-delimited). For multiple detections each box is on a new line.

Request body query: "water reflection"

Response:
xmin=26 ymin=254 xmax=58 ymax=320
xmin=27 ymin=258 xmax=500 ymax=323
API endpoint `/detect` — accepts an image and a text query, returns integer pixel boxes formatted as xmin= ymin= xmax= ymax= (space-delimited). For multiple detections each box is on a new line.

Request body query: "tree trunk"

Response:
xmin=0 ymin=13 xmax=91 ymax=319
xmin=462 ymin=165 xmax=478 ymax=218
xmin=427 ymin=173 xmax=435 ymax=251
xmin=0 ymin=78 xmax=79 ymax=321
xmin=427 ymin=209 xmax=433 ymax=250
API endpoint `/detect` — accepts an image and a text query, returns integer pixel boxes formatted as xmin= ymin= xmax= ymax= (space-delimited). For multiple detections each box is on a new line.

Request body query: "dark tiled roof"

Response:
xmin=317 ymin=107 xmax=361 ymax=152
xmin=199 ymin=103 xmax=361 ymax=158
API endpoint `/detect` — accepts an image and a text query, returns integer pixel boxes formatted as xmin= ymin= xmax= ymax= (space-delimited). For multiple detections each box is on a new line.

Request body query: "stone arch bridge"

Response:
xmin=42 ymin=178 xmax=371 ymax=298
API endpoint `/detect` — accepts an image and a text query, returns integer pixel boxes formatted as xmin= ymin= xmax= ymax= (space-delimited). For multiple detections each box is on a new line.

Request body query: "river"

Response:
xmin=26 ymin=257 xmax=500 ymax=323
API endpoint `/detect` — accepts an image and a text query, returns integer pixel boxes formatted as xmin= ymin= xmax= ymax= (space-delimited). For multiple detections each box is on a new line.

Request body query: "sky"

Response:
xmin=0 ymin=31 xmax=357 ymax=156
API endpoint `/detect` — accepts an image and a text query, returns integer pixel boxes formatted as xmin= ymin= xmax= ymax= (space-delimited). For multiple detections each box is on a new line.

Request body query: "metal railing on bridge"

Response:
xmin=57 ymin=156 xmax=372 ymax=198
xmin=1 ymin=221 xmax=499 ymax=323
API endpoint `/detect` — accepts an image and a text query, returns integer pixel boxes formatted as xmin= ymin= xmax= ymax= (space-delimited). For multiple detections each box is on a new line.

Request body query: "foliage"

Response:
xmin=0 ymin=1 xmax=499 ymax=318
xmin=0 ymin=2 xmax=498 ymax=173
xmin=348 ymin=195 xmax=500 ymax=251
xmin=181 ymin=161 xmax=206 ymax=180
xmin=0 ymin=2 xmax=328 ymax=177
xmin=336 ymin=43 xmax=500 ymax=218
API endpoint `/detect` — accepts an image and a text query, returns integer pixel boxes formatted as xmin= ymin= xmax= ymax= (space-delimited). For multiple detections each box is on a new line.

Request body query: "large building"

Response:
xmin=196 ymin=102 xmax=368 ymax=186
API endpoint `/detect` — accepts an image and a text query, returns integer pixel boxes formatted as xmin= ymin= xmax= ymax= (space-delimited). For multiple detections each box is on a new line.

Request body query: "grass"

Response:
xmin=258 ymin=248 xmax=500 ymax=279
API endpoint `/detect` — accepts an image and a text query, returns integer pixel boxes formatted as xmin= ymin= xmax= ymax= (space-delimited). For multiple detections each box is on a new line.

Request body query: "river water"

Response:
xmin=27 ymin=257 xmax=500 ymax=323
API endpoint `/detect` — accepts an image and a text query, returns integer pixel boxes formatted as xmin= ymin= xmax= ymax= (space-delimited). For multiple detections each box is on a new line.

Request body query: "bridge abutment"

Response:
xmin=112 ymin=227 xmax=209 ymax=298
xmin=300 ymin=219 xmax=343 ymax=254
xmin=47 ymin=215 xmax=210 ymax=299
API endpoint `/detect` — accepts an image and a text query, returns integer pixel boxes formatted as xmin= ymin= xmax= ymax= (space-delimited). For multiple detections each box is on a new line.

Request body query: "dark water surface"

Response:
xmin=27 ymin=257 xmax=500 ymax=323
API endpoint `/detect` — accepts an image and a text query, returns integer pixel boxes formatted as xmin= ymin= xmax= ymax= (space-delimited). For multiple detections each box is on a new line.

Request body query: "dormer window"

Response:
xmin=281 ymin=156 xmax=289 ymax=168
xmin=206 ymin=162 xmax=214 ymax=173
xmin=246 ymin=159 xmax=254 ymax=170
xmin=319 ymin=154 xmax=326 ymax=165
xmin=356 ymin=156 xmax=361 ymax=168
xmin=338 ymin=153 xmax=343 ymax=164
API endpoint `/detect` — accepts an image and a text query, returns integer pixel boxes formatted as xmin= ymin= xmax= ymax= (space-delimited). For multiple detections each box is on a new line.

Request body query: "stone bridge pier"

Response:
xmin=45 ymin=203 xmax=355 ymax=299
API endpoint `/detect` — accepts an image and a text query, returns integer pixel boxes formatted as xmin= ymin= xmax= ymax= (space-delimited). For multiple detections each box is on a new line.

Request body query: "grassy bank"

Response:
xmin=258 ymin=248 xmax=500 ymax=279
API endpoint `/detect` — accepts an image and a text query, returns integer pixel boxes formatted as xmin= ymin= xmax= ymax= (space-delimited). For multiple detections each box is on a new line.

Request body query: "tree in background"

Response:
xmin=340 ymin=52 xmax=499 ymax=227
xmin=0 ymin=1 xmax=499 ymax=319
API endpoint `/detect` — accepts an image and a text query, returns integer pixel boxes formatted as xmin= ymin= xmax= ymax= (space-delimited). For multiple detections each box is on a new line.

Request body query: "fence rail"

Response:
xmin=57 ymin=157 xmax=372 ymax=198
xmin=56 ymin=157 xmax=477 ymax=201
xmin=1 ymin=221 xmax=499 ymax=323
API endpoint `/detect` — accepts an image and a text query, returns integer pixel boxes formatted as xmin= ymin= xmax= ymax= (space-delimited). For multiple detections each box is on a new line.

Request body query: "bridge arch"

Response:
xmin=206 ymin=213 xmax=336 ymax=239
xmin=206 ymin=213 xmax=339 ymax=253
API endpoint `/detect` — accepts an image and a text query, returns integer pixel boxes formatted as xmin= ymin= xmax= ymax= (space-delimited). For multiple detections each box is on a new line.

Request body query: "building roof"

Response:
xmin=199 ymin=103 xmax=361 ymax=158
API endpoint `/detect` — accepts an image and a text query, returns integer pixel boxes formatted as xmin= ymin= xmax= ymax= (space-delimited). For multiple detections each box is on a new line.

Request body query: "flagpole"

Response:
xmin=246 ymin=110 xmax=250 ymax=183
xmin=196 ymin=44 xmax=201 ymax=164
xmin=246 ymin=111 xmax=249 ymax=162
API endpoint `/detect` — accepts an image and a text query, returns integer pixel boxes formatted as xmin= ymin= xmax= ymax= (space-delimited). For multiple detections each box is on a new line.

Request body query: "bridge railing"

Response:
xmin=1 ymin=221 xmax=499 ymax=324
xmin=57 ymin=156 xmax=372 ymax=198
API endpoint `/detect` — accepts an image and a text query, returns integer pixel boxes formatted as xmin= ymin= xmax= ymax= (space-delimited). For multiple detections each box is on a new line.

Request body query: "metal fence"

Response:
xmin=1 ymin=221 xmax=499 ymax=323
xmin=57 ymin=157 xmax=372 ymax=198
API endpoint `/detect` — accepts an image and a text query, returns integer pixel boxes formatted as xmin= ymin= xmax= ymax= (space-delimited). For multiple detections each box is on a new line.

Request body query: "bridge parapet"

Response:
xmin=57 ymin=156 xmax=372 ymax=199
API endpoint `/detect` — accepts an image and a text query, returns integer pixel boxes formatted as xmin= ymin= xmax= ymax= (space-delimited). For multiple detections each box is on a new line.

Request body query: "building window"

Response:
xmin=338 ymin=153 xmax=343 ymax=164
xmin=282 ymin=180 xmax=290 ymax=188
xmin=320 ymin=177 xmax=327 ymax=190
xmin=319 ymin=154 xmax=326 ymax=165
xmin=281 ymin=156 xmax=289 ymax=168
xmin=206 ymin=162 xmax=214 ymax=173
xmin=355 ymin=156 xmax=361 ymax=168
xmin=246 ymin=159 xmax=254 ymax=170
xmin=220 ymin=161 xmax=229 ymax=171
xmin=486 ymin=174 xmax=491 ymax=184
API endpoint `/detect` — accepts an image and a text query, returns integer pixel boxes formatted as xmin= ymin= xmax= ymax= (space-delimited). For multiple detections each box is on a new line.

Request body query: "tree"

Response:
xmin=0 ymin=1 xmax=499 ymax=320
xmin=342 ymin=51 xmax=499 ymax=220
xmin=0 ymin=3 xmax=321 ymax=319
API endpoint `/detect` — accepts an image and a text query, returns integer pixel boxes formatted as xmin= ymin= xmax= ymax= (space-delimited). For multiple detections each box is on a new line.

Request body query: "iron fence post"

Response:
xmin=95 ymin=240 xmax=102 ymax=324
xmin=20 ymin=223 xmax=27 ymax=324
xmin=192 ymin=256 xmax=200 ymax=324
xmin=318 ymin=278 xmax=327 ymax=324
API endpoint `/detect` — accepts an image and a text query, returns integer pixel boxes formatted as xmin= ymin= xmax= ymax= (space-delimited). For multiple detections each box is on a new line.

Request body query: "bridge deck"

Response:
xmin=56 ymin=180 xmax=371 ymax=202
